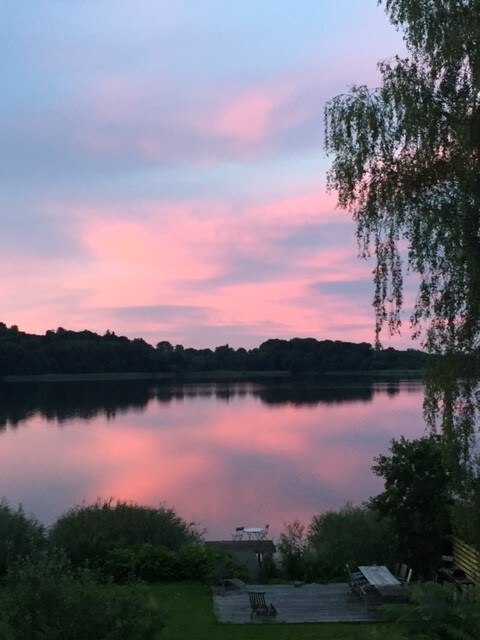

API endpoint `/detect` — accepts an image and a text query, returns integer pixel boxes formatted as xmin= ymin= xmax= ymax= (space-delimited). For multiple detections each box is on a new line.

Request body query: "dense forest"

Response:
xmin=0 ymin=322 xmax=428 ymax=378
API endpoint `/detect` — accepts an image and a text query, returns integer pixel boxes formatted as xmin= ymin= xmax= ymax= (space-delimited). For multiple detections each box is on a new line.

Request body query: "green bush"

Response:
xmin=259 ymin=553 xmax=279 ymax=583
xmin=278 ymin=520 xmax=309 ymax=581
xmin=307 ymin=504 xmax=396 ymax=581
xmin=2 ymin=551 xmax=161 ymax=640
xmin=383 ymin=581 xmax=480 ymax=640
xmin=135 ymin=544 xmax=179 ymax=582
xmin=102 ymin=547 xmax=137 ymax=583
xmin=177 ymin=545 xmax=224 ymax=582
xmin=104 ymin=543 xmax=244 ymax=584
xmin=0 ymin=500 xmax=45 ymax=578
xmin=49 ymin=499 xmax=200 ymax=566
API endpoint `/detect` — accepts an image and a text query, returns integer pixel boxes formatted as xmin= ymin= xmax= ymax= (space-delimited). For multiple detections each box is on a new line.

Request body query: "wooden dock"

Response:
xmin=213 ymin=582 xmax=381 ymax=624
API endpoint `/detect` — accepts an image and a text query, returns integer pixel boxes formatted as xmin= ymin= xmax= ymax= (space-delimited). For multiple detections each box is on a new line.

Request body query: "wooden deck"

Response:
xmin=213 ymin=583 xmax=381 ymax=624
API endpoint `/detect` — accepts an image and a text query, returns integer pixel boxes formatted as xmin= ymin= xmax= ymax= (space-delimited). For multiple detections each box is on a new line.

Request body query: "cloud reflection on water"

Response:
xmin=0 ymin=381 xmax=426 ymax=539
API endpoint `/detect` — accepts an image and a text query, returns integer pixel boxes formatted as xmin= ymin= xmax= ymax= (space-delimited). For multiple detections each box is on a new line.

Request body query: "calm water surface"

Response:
xmin=0 ymin=379 xmax=427 ymax=540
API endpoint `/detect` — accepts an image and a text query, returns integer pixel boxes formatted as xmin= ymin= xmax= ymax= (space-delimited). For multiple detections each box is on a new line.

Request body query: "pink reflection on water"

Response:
xmin=0 ymin=382 xmax=426 ymax=540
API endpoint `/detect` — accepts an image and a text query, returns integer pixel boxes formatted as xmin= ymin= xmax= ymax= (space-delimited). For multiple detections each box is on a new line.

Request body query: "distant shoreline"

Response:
xmin=325 ymin=369 xmax=423 ymax=379
xmin=1 ymin=369 xmax=424 ymax=383
xmin=1 ymin=370 xmax=292 ymax=383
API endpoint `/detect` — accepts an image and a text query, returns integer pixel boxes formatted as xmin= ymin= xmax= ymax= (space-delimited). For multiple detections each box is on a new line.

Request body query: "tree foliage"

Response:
xmin=370 ymin=436 xmax=452 ymax=578
xmin=0 ymin=322 xmax=426 ymax=377
xmin=324 ymin=0 xmax=480 ymax=469
xmin=325 ymin=0 xmax=480 ymax=353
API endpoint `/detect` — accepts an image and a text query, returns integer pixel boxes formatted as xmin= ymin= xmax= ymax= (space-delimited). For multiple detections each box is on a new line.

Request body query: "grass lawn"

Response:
xmin=152 ymin=582 xmax=403 ymax=640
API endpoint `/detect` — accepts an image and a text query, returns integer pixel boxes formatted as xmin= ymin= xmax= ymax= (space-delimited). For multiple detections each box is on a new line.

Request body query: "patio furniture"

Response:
xmin=345 ymin=563 xmax=367 ymax=596
xmin=243 ymin=526 xmax=265 ymax=539
xmin=232 ymin=526 xmax=244 ymax=541
xmin=438 ymin=565 xmax=475 ymax=591
xmin=358 ymin=565 xmax=405 ymax=603
xmin=257 ymin=524 xmax=269 ymax=539
xmin=395 ymin=563 xmax=413 ymax=584
xmin=248 ymin=591 xmax=277 ymax=619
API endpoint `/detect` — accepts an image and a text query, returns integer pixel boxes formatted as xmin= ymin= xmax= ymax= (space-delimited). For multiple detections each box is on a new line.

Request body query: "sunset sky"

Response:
xmin=2 ymin=1 xmax=412 ymax=350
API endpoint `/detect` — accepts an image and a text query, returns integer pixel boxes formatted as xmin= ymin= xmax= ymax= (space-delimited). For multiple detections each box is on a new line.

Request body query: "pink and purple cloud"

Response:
xmin=1 ymin=0 xmax=412 ymax=350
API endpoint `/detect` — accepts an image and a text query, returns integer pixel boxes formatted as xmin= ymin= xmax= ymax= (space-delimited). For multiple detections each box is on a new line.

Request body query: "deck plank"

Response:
xmin=213 ymin=583 xmax=381 ymax=624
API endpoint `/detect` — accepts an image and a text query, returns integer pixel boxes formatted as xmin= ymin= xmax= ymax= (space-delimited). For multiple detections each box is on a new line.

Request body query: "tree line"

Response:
xmin=0 ymin=322 xmax=428 ymax=377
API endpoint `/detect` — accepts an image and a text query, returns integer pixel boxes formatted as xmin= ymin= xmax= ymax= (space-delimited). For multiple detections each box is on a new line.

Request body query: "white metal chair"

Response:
xmin=232 ymin=526 xmax=244 ymax=541
xmin=397 ymin=563 xmax=412 ymax=584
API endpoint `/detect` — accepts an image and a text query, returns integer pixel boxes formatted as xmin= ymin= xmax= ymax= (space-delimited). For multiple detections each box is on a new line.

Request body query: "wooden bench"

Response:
xmin=247 ymin=591 xmax=277 ymax=619
xmin=437 ymin=566 xmax=475 ymax=591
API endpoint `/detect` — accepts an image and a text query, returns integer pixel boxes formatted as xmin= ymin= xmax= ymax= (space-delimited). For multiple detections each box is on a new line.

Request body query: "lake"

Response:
xmin=0 ymin=378 xmax=427 ymax=540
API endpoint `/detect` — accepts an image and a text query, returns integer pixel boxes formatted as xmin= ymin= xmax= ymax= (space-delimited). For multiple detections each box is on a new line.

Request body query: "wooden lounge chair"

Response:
xmin=248 ymin=591 xmax=277 ymax=619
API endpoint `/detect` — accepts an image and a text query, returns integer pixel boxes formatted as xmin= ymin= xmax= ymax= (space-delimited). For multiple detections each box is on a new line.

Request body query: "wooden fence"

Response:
xmin=452 ymin=537 xmax=480 ymax=583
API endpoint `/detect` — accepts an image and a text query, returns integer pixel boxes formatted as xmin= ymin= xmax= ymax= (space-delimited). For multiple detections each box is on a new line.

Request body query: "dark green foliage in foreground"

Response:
xmin=0 ymin=500 xmax=45 ymax=578
xmin=49 ymin=500 xmax=200 ymax=567
xmin=383 ymin=581 xmax=480 ymax=640
xmin=370 ymin=436 xmax=453 ymax=579
xmin=1 ymin=551 xmax=161 ymax=640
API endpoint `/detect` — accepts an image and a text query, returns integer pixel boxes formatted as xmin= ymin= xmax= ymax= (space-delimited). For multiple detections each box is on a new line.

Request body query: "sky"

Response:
xmin=2 ymin=0 xmax=412 ymax=350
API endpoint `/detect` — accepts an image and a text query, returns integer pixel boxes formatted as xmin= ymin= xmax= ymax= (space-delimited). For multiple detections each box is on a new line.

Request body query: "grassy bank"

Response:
xmin=153 ymin=582 xmax=401 ymax=640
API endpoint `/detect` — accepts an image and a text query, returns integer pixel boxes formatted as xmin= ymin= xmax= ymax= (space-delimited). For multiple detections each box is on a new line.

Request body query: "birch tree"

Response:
xmin=324 ymin=0 xmax=480 ymax=473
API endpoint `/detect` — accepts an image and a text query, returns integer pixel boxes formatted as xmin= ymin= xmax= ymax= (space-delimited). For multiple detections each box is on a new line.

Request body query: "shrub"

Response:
xmin=0 ymin=500 xmax=45 ymax=578
xmin=102 ymin=547 xmax=137 ymax=583
xmin=49 ymin=499 xmax=200 ymax=566
xmin=176 ymin=545 xmax=223 ymax=582
xmin=278 ymin=520 xmax=309 ymax=581
xmin=2 ymin=551 xmax=161 ymax=640
xmin=135 ymin=544 xmax=179 ymax=582
xmin=308 ymin=504 xmax=395 ymax=581
xmin=104 ymin=543 xmax=245 ymax=584
xmin=383 ymin=581 xmax=480 ymax=640
xmin=259 ymin=552 xmax=279 ymax=583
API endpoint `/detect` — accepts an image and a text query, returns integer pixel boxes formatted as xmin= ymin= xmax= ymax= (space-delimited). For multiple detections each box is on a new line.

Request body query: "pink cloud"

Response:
xmin=213 ymin=81 xmax=315 ymax=144
xmin=216 ymin=91 xmax=279 ymax=142
xmin=193 ymin=70 xmax=323 ymax=149
xmin=0 ymin=183 xmax=412 ymax=349
xmin=247 ymin=190 xmax=339 ymax=225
